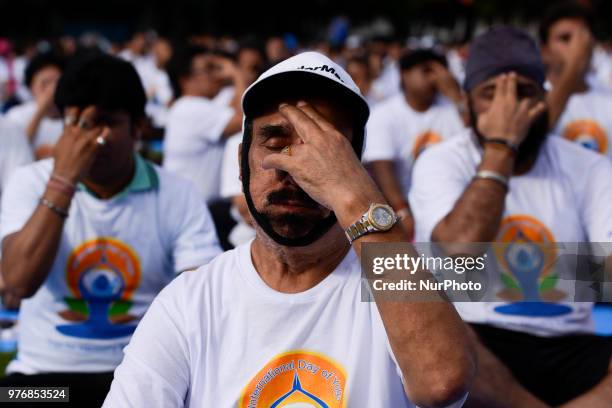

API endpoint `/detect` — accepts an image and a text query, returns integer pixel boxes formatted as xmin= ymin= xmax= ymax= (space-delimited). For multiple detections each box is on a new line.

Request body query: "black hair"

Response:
xmin=238 ymin=37 xmax=266 ymax=56
xmin=539 ymin=1 xmax=594 ymax=44
xmin=24 ymin=51 xmax=65 ymax=88
xmin=54 ymin=53 xmax=146 ymax=121
xmin=399 ymin=49 xmax=447 ymax=71
xmin=166 ymin=45 xmax=212 ymax=98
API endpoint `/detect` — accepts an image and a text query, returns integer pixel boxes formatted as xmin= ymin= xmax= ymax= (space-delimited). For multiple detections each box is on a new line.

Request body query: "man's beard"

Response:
xmin=260 ymin=187 xmax=329 ymax=239
xmin=469 ymin=103 xmax=549 ymax=168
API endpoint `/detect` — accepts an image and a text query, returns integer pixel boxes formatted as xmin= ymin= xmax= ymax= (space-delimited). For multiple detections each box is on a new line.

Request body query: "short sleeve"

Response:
xmin=103 ymin=281 xmax=190 ymax=408
xmin=168 ymin=99 xmax=234 ymax=145
xmin=168 ymin=178 xmax=222 ymax=272
xmin=580 ymin=156 xmax=612 ymax=242
xmin=0 ymin=123 xmax=33 ymax=193
xmin=1 ymin=164 xmax=44 ymax=240
xmin=409 ymin=142 xmax=472 ymax=242
xmin=220 ymin=133 xmax=242 ymax=198
xmin=363 ymin=107 xmax=399 ymax=163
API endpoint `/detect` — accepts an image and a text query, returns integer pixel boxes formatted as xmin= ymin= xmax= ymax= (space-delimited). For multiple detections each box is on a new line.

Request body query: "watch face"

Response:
xmin=370 ymin=205 xmax=395 ymax=230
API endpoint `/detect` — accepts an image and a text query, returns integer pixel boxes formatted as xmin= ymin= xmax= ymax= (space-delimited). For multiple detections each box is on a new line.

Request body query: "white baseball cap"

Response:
xmin=241 ymin=51 xmax=370 ymax=126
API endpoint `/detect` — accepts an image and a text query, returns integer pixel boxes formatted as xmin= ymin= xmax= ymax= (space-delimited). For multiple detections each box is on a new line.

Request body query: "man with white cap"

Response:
xmin=410 ymin=26 xmax=612 ymax=407
xmin=103 ymin=52 xmax=475 ymax=408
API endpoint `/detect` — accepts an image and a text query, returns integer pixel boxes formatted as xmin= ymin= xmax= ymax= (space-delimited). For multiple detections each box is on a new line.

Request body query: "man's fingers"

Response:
xmin=278 ymin=104 xmax=319 ymax=142
xmin=505 ymin=72 xmax=518 ymax=104
xmin=527 ymin=101 xmax=546 ymax=121
xmin=261 ymin=151 xmax=293 ymax=173
xmin=78 ymin=105 xmax=99 ymax=132
xmin=296 ymin=101 xmax=335 ymax=132
xmin=63 ymin=107 xmax=81 ymax=127
xmin=261 ymin=143 xmax=306 ymax=173
xmin=492 ymin=74 xmax=507 ymax=104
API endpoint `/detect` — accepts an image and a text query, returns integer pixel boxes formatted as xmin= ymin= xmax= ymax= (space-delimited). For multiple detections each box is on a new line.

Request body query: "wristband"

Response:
xmin=482 ymin=138 xmax=518 ymax=155
xmin=47 ymin=179 xmax=75 ymax=197
xmin=39 ymin=198 xmax=69 ymax=218
xmin=474 ymin=170 xmax=509 ymax=189
xmin=51 ymin=173 xmax=76 ymax=189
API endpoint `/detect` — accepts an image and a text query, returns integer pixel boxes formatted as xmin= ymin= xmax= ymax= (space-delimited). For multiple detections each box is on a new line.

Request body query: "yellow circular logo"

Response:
xmin=239 ymin=350 xmax=347 ymax=407
xmin=411 ymin=130 xmax=442 ymax=159
xmin=562 ymin=119 xmax=608 ymax=154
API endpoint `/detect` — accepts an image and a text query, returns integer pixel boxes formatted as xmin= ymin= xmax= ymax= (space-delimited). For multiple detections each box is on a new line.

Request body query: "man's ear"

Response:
xmin=238 ymin=142 xmax=243 ymax=181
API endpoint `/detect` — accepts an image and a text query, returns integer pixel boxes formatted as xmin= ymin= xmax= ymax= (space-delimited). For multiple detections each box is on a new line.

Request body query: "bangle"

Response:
xmin=39 ymin=198 xmax=69 ymax=218
xmin=51 ymin=173 xmax=76 ymax=189
xmin=482 ymin=138 xmax=518 ymax=155
xmin=47 ymin=179 xmax=75 ymax=197
xmin=474 ymin=170 xmax=509 ymax=189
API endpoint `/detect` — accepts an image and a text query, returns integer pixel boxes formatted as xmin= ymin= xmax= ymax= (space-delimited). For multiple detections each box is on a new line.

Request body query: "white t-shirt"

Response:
xmin=553 ymin=87 xmax=612 ymax=159
xmin=409 ymin=131 xmax=612 ymax=336
xmin=0 ymin=118 xmax=33 ymax=200
xmin=363 ymin=94 xmax=465 ymax=194
xmin=103 ymin=243 xmax=413 ymax=407
xmin=220 ymin=133 xmax=242 ymax=199
xmin=163 ymin=96 xmax=234 ymax=202
xmin=371 ymin=59 xmax=401 ymax=101
xmin=0 ymin=158 xmax=222 ymax=373
xmin=5 ymin=101 xmax=63 ymax=150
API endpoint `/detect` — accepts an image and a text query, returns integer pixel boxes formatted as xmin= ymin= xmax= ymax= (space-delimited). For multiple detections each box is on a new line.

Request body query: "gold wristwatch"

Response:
xmin=345 ymin=203 xmax=398 ymax=243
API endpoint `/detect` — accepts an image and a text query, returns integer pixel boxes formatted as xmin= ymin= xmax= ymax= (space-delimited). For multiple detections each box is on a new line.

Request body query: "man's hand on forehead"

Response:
xmin=477 ymin=72 xmax=546 ymax=148
xmin=261 ymin=101 xmax=383 ymax=227
xmin=54 ymin=105 xmax=111 ymax=183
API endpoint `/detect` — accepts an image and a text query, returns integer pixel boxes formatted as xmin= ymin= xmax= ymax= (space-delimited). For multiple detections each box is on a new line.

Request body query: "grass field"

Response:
xmin=0 ymin=352 xmax=15 ymax=378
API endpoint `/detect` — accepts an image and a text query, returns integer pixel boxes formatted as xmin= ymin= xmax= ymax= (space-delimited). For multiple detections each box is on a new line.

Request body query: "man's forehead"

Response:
xmin=551 ymin=17 xmax=588 ymax=34
xmin=253 ymin=97 xmax=349 ymax=124
xmin=475 ymin=73 xmax=540 ymax=89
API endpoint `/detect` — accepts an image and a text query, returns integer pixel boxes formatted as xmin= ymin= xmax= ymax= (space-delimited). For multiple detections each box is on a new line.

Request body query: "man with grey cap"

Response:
xmin=410 ymin=26 xmax=612 ymax=407
xmin=103 ymin=51 xmax=475 ymax=407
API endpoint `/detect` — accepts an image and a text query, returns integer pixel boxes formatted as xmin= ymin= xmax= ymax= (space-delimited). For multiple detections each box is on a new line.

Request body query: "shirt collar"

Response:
xmin=78 ymin=154 xmax=158 ymax=199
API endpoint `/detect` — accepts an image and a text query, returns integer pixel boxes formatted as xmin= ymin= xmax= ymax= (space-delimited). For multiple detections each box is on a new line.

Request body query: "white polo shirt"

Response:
xmin=409 ymin=131 xmax=612 ymax=336
xmin=0 ymin=156 xmax=222 ymax=373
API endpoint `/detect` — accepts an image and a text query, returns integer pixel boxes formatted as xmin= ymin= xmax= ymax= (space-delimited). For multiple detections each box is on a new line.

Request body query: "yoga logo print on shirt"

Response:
xmin=493 ymin=215 xmax=570 ymax=317
xmin=411 ymin=130 xmax=442 ymax=160
xmin=239 ymin=350 xmax=347 ymax=408
xmin=562 ymin=119 xmax=608 ymax=154
xmin=57 ymin=237 xmax=141 ymax=339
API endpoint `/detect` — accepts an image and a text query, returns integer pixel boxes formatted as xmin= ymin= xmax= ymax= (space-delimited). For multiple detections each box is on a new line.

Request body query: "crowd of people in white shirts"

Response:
xmin=0 ymin=1 xmax=610 ymax=407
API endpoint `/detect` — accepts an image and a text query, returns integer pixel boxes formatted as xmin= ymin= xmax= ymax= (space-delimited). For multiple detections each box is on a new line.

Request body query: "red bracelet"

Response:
xmin=47 ymin=178 xmax=75 ymax=197
xmin=51 ymin=173 xmax=76 ymax=189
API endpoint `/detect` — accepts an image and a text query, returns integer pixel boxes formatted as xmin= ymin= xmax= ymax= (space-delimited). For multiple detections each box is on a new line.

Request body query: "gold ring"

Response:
xmin=280 ymin=145 xmax=291 ymax=156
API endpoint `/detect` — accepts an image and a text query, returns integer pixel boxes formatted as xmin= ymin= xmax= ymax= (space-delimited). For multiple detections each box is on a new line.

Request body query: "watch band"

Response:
xmin=482 ymin=137 xmax=519 ymax=155
xmin=39 ymin=198 xmax=69 ymax=218
xmin=344 ymin=204 xmax=397 ymax=244
xmin=345 ymin=217 xmax=372 ymax=243
xmin=474 ymin=170 xmax=509 ymax=189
